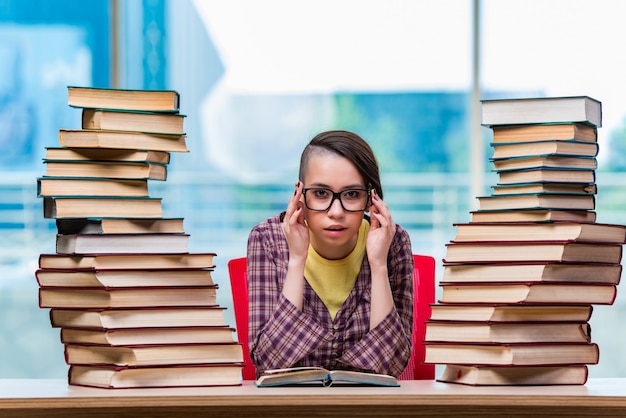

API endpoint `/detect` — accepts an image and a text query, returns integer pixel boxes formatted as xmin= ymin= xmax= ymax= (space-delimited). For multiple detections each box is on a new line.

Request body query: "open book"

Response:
xmin=254 ymin=366 xmax=399 ymax=387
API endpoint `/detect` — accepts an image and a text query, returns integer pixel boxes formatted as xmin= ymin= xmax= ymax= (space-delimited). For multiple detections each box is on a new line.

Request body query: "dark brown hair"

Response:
xmin=299 ymin=130 xmax=383 ymax=199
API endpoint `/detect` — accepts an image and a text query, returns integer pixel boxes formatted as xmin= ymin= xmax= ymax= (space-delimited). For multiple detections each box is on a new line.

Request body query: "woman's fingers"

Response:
xmin=370 ymin=189 xmax=393 ymax=230
xmin=285 ymin=181 xmax=301 ymax=217
xmin=283 ymin=182 xmax=309 ymax=257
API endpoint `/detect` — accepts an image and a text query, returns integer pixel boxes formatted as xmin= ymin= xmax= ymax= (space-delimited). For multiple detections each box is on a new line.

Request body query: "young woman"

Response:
xmin=247 ymin=130 xmax=414 ymax=377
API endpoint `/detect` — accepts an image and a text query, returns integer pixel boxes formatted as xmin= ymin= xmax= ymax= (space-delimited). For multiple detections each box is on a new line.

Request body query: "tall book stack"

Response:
xmin=35 ymin=87 xmax=243 ymax=388
xmin=425 ymin=96 xmax=626 ymax=386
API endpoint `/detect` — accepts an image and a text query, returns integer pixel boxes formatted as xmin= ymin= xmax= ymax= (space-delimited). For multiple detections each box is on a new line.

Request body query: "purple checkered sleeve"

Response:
xmin=247 ymin=214 xmax=414 ymax=377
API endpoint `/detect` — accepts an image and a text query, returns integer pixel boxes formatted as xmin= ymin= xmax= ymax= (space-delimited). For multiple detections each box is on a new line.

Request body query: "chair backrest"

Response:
xmin=227 ymin=257 xmax=256 ymax=380
xmin=227 ymin=253 xmax=436 ymax=381
xmin=397 ymin=254 xmax=436 ymax=380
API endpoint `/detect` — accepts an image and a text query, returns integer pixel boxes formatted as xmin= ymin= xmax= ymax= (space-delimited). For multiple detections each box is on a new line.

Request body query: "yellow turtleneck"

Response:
xmin=304 ymin=219 xmax=369 ymax=319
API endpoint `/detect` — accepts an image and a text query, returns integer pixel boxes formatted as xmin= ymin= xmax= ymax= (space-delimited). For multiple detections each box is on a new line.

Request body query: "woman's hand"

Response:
xmin=366 ymin=189 xmax=395 ymax=268
xmin=367 ymin=189 xmax=396 ymax=329
xmin=281 ymin=181 xmax=309 ymax=310
xmin=282 ymin=181 xmax=310 ymax=262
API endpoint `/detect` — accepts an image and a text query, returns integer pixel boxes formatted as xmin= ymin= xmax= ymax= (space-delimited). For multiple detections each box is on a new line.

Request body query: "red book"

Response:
xmin=439 ymin=282 xmax=617 ymax=305
xmin=428 ymin=304 xmax=594 ymax=323
xmin=424 ymin=321 xmax=591 ymax=344
xmin=55 ymin=233 xmax=189 ymax=254
xmin=452 ymin=222 xmax=626 ymax=244
xmin=437 ymin=364 xmax=589 ymax=386
xmin=39 ymin=253 xmax=216 ymax=270
xmin=60 ymin=326 xmax=236 ymax=346
xmin=64 ymin=342 xmax=244 ymax=366
xmin=49 ymin=307 xmax=228 ymax=329
xmin=36 ymin=268 xmax=215 ymax=288
xmin=444 ymin=241 xmax=622 ymax=264
xmin=39 ymin=286 xmax=218 ymax=309
xmin=425 ymin=342 xmax=599 ymax=366
xmin=442 ymin=262 xmax=622 ymax=285
xmin=68 ymin=363 xmax=243 ymax=388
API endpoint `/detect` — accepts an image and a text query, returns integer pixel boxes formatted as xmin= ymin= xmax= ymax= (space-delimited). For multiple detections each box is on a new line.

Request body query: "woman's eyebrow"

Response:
xmin=308 ymin=182 xmax=366 ymax=189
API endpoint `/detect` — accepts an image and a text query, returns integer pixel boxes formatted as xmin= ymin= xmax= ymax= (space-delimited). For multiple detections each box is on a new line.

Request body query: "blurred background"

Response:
xmin=2 ymin=0 xmax=626 ymax=378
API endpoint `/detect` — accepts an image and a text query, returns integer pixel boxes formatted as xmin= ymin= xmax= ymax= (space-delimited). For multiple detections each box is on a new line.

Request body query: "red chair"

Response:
xmin=227 ymin=257 xmax=257 ymax=380
xmin=397 ymin=254 xmax=436 ymax=380
xmin=228 ymin=254 xmax=436 ymax=381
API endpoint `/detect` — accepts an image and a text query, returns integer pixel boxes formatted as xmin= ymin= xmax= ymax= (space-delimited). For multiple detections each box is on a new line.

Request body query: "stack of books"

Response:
xmin=35 ymin=87 xmax=243 ymax=389
xmin=425 ymin=96 xmax=626 ymax=386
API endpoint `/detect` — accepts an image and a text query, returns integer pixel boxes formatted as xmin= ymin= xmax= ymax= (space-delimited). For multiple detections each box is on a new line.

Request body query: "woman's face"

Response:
xmin=301 ymin=152 xmax=367 ymax=260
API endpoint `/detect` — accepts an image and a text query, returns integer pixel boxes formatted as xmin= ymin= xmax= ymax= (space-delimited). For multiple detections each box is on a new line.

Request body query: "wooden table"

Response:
xmin=1 ymin=378 xmax=625 ymax=417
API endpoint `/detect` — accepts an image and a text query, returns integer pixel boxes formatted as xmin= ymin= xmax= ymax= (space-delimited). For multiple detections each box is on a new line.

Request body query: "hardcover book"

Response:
xmin=476 ymin=193 xmax=595 ymax=211
xmin=69 ymin=364 xmax=243 ymax=389
xmin=442 ymin=262 xmax=622 ymax=284
xmin=438 ymin=364 xmax=589 ymax=386
xmin=58 ymin=129 xmax=188 ymax=153
xmin=491 ymin=123 xmax=597 ymax=143
xmin=39 ymin=252 xmax=216 ymax=270
xmin=490 ymin=182 xmax=596 ymax=196
xmin=254 ymin=367 xmax=399 ymax=387
xmin=55 ymin=233 xmax=189 ymax=254
xmin=470 ymin=209 xmax=596 ymax=223
xmin=44 ymin=197 xmax=163 ymax=219
xmin=425 ymin=342 xmax=600 ymax=366
xmin=55 ymin=218 xmax=185 ymax=235
xmin=428 ymin=304 xmax=593 ymax=323
xmin=451 ymin=222 xmax=626 ymax=244
xmin=38 ymin=177 xmax=150 ymax=197
xmin=67 ymin=86 xmax=180 ymax=112
xmin=481 ymin=96 xmax=602 ymax=127
xmin=64 ymin=343 xmax=244 ymax=366
xmin=35 ymin=268 xmax=215 ymax=288
xmin=439 ymin=282 xmax=617 ymax=305
xmin=497 ymin=168 xmax=596 ymax=185
xmin=50 ymin=307 xmax=228 ymax=329
xmin=60 ymin=326 xmax=236 ymax=346
xmin=444 ymin=241 xmax=622 ymax=264
xmin=39 ymin=286 xmax=218 ymax=308
xmin=424 ymin=321 xmax=591 ymax=343
xmin=82 ymin=108 xmax=186 ymax=135
xmin=44 ymin=160 xmax=167 ymax=181
xmin=491 ymin=140 xmax=599 ymax=159
xmin=491 ymin=155 xmax=597 ymax=172
xmin=44 ymin=147 xmax=171 ymax=164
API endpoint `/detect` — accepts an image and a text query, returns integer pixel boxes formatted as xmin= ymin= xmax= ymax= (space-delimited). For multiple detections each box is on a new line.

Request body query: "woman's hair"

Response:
xmin=299 ymin=130 xmax=383 ymax=200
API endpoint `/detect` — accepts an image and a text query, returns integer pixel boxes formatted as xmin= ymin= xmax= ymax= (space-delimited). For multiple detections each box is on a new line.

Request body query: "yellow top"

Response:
xmin=304 ymin=220 xmax=369 ymax=319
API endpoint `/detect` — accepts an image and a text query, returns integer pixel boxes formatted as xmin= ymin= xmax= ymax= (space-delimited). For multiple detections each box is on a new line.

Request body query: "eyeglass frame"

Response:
xmin=301 ymin=187 xmax=372 ymax=212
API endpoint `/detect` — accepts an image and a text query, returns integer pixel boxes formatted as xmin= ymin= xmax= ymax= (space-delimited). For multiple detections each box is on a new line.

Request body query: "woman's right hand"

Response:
xmin=282 ymin=181 xmax=310 ymax=261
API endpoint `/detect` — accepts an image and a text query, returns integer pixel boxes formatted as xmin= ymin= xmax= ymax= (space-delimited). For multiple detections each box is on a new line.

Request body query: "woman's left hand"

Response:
xmin=366 ymin=189 xmax=395 ymax=267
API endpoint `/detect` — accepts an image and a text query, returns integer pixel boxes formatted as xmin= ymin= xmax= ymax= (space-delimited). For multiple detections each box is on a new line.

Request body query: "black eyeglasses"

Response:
xmin=302 ymin=187 xmax=371 ymax=212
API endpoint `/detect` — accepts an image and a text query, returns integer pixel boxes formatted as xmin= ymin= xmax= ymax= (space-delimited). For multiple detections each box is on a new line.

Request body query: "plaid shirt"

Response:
xmin=247 ymin=213 xmax=414 ymax=377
